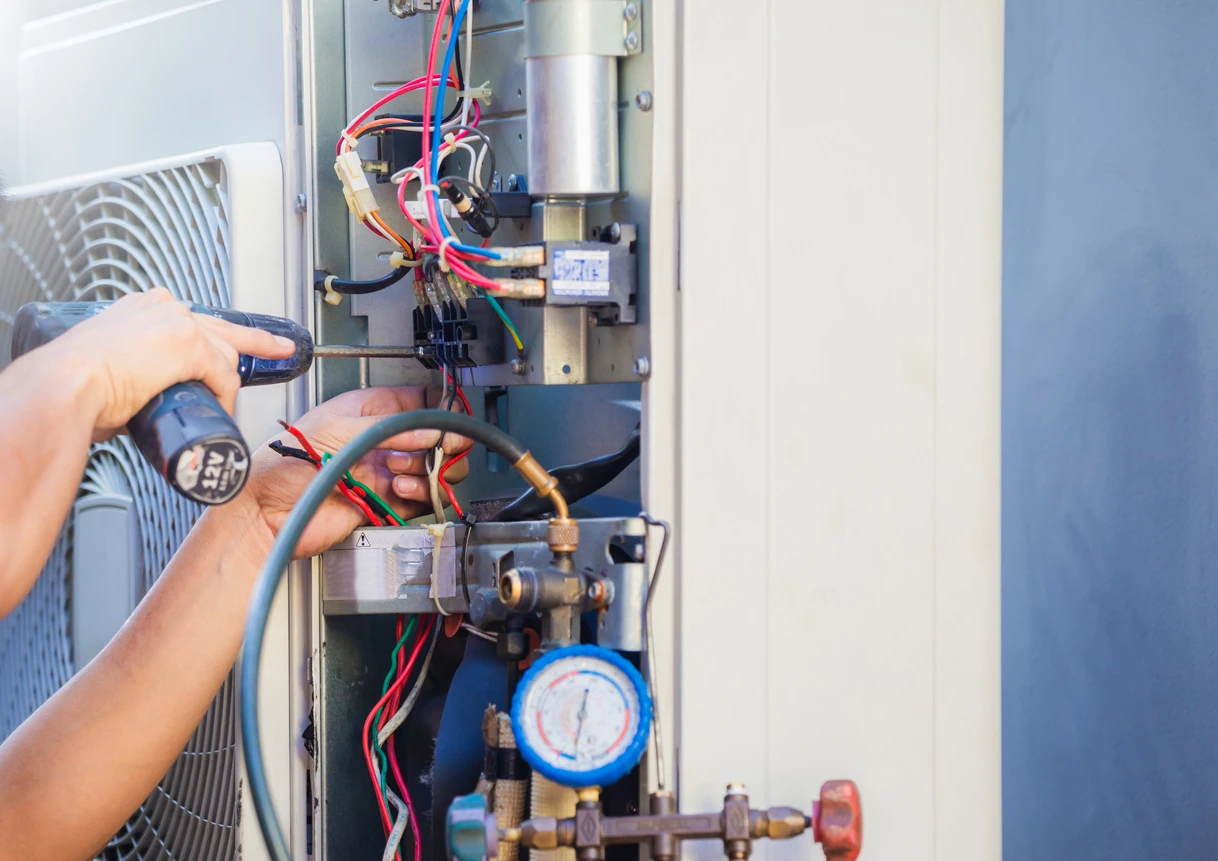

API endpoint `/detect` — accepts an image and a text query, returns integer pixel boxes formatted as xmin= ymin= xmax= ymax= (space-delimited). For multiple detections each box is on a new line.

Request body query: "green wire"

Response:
xmin=484 ymin=292 xmax=525 ymax=351
xmin=320 ymin=452 xmax=404 ymax=526
xmin=371 ymin=616 xmax=419 ymax=811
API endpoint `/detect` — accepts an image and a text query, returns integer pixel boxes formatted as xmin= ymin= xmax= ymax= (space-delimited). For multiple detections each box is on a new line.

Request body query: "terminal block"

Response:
xmin=412 ymin=296 xmax=506 ymax=369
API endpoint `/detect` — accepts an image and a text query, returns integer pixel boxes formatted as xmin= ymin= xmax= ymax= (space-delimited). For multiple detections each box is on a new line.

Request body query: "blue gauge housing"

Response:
xmin=511 ymin=644 xmax=653 ymax=788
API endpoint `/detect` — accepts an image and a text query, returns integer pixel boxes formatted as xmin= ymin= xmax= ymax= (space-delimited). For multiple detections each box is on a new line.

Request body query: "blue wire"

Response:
xmin=428 ymin=0 xmax=501 ymax=260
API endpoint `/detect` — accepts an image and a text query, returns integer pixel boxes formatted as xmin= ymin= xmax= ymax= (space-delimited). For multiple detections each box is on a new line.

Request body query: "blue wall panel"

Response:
xmin=1005 ymin=1 xmax=1218 ymax=856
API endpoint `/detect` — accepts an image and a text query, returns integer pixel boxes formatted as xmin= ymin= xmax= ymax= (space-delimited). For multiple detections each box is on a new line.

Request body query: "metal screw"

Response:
xmin=623 ymin=2 xmax=638 ymax=21
xmin=633 ymin=356 xmax=651 ymax=378
xmin=294 ymin=193 xmax=308 ymax=213
xmin=507 ymin=175 xmax=519 ymax=192
xmin=635 ymin=90 xmax=653 ymax=111
xmin=608 ymin=222 xmax=622 ymax=242
xmin=510 ymin=358 xmax=527 ymax=376
xmin=624 ymin=31 xmax=640 ymax=51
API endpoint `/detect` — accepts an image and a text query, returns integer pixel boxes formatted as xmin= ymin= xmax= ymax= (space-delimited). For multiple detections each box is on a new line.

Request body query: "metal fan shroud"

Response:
xmin=0 ymin=160 xmax=239 ymax=861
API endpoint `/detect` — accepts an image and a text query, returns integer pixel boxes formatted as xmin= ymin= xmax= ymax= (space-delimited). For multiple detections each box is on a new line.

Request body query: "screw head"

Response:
xmin=633 ymin=356 xmax=651 ymax=378
xmin=635 ymin=90 xmax=653 ymax=111
xmin=507 ymin=174 xmax=520 ymax=192
xmin=624 ymin=31 xmax=640 ymax=51
xmin=623 ymin=2 xmax=638 ymax=21
xmin=294 ymin=193 xmax=308 ymax=213
xmin=608 ymin=222 xmax=622 ymax=241
xmin=510 ymin=358 xmax=527 ymax=376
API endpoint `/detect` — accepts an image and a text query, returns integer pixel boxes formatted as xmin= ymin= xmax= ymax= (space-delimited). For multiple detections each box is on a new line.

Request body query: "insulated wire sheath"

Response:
xmin=241 ymin=410 xmax=531 ymax=861
xmin=383 ymin=788 xmax=411 ymax=861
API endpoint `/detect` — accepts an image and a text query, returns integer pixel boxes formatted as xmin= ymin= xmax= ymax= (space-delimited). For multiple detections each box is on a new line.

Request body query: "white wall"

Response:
xmin=671 ymin=2 xmax=1004 ymax=859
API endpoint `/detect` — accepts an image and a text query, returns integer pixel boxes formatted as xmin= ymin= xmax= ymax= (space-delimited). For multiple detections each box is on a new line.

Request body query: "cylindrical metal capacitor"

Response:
xmin=524 ymin=0 xmax=620 ymax=198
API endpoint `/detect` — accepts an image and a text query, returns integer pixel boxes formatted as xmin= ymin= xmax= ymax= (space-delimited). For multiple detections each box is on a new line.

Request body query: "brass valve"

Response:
xmin=452 ymin=780 xmax=863 ymax=861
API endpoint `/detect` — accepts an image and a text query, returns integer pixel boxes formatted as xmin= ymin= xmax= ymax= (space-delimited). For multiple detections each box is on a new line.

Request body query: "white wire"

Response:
xmin=377 ymin=626 xmax=440 ymax=745
xmin=382 ymin=789 xmax=411 ymax=861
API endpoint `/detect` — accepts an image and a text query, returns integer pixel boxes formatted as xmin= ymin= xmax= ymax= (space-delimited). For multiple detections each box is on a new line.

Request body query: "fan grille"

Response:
xmin=0 ymin=161 xmax=240 ymax=860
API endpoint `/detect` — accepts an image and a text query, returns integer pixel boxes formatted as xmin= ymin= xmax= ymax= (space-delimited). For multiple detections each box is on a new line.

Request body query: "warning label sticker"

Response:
xmin=551 ymin=249 xmax=611 ymax=298
xmin=356 ymin=532 xmax=371 ymax=548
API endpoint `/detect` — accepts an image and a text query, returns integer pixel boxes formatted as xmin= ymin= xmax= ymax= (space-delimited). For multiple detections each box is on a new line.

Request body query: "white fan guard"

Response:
xmin=0 ymin=160 xmax=244 ymax=860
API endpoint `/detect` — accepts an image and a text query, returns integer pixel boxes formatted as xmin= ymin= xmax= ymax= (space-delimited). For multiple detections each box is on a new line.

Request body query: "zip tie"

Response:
xmin=427 ymin=446 xmax=447 ymax=522
xmin=425 ymin=522 xmax=450 ymax=616
xmin=322 ymin=275 xmax=343 ymax=306
xmin=438 ymin=235 xmax=458 ymax=273
xmin=341 ymin=129 xmax=360 ymax=151
xmin=389 ymin=251 xmax=423 ymax=269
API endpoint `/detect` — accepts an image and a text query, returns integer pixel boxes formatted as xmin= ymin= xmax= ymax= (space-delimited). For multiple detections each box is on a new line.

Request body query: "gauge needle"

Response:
xmin=573 ymin=688 xmax=591 ymax=753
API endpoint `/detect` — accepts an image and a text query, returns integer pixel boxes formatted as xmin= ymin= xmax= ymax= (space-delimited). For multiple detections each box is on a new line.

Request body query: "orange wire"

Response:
xmin=370 ymin=211 xmax=416 ymax=257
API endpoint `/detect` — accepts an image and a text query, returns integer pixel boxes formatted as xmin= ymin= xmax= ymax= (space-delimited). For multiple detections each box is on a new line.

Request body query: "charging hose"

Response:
xmin=240 ymin=410 xmax=552 ymax=861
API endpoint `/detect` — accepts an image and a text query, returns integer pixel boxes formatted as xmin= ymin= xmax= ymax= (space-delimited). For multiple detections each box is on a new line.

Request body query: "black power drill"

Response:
xmin=11 ymin=301 xmax=315 ymax=506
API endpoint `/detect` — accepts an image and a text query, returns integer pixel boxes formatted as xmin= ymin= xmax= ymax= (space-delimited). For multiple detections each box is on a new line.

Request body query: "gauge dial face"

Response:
xmin=517 ymin=651 xmax=643 ymax=775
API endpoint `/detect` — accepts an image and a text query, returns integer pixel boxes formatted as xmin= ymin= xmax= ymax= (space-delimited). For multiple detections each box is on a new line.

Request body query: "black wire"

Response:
xmin=313 ymin=266 xmax=410 ymax=296
xmin=459 ymin=512 xmax=476 ymax=608
xmin=440 ymin=175 xmax=500 ymax=235
xmin=269 ymin=441 xmax=318 ymax=464
xmin=438 ymin=125 xmax=496 ymax=185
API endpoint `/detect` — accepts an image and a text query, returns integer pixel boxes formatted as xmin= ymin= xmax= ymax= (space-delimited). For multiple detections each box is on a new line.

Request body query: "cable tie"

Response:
xmin=438 ymin=235 xmax=458 ymax=272
xmin=340 ymin=129 xmax=360 ymax=152
xmin=389 ymin=251 xmax=423 ymax=269
xmin=457 ymin=81 xmax=493 ymax=104
xmin=323 ymin=275 xmax=343 ymax=306
xmin=425 ymin=522 xmax=450 ymax=615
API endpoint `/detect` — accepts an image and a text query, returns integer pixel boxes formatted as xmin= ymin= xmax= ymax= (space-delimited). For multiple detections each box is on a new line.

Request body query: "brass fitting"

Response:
xmin=499 ymin=569 xmax=526 ymax=609
xmin=518 ymin=817 xmax=566 ymax=850
xmin=577 ymin=787 xmax=601 ymax=803
xmin=511 ymin=452 xmax=567 ymax=518
xmin=546 ymin=517 xmax=580 ymax=553
xmin=749 ymin=807 xmax=807 ymax=840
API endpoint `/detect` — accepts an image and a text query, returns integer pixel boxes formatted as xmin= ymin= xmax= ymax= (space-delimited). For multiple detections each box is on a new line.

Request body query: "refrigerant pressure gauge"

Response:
xmin=512 ymin=644 xmax=652 ymax=788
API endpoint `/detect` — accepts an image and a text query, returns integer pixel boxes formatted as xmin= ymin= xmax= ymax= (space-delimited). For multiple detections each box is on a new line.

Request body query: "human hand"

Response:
xmin=241 ymin=386 xmax=473 ymax=559
xmin=32 ymin=288 xmax=296 ymax=441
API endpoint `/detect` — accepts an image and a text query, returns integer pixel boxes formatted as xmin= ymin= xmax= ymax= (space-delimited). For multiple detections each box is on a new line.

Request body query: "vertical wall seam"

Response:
xmin=931 ymin=0 xmax=942 ymax=857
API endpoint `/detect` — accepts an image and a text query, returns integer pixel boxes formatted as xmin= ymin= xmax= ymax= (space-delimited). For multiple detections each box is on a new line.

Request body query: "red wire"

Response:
xmin=438 ymin=373 xmax=472 ymax=518
xmin=279 ymin=421 xmax=383 ymax=526
xmin=362 ymin=616 xmax=435 ymax=853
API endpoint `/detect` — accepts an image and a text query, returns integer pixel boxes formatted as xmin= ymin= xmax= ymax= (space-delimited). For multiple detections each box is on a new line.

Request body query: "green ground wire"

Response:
xmin=321 ymin=452 xmax=405 ymax=526
xmin=484 ymin=292 xmax=525 ymax=351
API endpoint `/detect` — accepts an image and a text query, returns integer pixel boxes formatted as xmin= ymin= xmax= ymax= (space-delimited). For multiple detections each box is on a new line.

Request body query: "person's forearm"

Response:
xmin=0 ymin=492 xmax=274 ymax=861
xmin=0 ymin=350 xmax=102 ymax=615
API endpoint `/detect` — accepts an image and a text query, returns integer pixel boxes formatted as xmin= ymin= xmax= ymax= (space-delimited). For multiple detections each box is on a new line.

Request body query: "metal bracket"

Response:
xmin=525 ymin=0 xmax=643 ymax=58
xmin=321 ymin=517 xmax=647 ymax=651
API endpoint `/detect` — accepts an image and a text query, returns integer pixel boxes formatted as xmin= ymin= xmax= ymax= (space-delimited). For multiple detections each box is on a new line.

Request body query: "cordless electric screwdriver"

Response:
xmin=10 ymin=301 xmax=315 ymax=506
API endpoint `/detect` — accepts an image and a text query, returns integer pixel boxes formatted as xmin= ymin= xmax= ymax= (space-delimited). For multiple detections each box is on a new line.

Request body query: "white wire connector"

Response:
xmin=490 ymin=278 xmax=546 ymax=299
xmin=334 ymin=151 xmax=380 ymax=221
xmin=481 ymin=246 xmax=545 ymax=267
xmin=457 ymin=81 xmax=493 ymax=104
xmin=322 ymin=275 xmax=343 ymax=306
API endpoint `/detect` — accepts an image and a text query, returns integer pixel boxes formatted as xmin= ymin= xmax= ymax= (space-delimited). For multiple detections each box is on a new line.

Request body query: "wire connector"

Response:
xmin=481 ymin=246 xmax=545 ymax=267
xmin=334 ymin=151 xmax=380 ymax=221
xmin=491 ymin=278 xmax=546 ymax=300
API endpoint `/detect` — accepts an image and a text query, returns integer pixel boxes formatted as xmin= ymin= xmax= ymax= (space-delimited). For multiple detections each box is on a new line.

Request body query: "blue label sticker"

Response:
xmin=552 ymin=249 xmax=611 ymax=297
